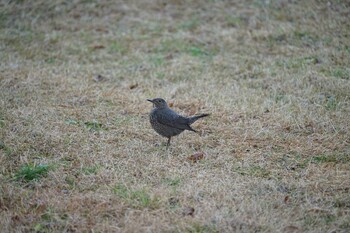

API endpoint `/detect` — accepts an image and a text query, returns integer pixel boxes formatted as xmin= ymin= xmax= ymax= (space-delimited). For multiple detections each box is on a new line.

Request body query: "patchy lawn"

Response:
xmin=1 ymin=0 xmax=349 ymax=232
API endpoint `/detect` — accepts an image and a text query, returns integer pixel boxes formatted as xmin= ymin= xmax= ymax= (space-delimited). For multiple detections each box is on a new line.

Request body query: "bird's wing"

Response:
xmin=157 ymin=110 xmax=195 ymax=132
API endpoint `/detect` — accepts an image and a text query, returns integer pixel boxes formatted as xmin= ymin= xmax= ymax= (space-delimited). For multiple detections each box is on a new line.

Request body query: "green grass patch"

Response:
xmin=163 ymin=177 xmax=182 ymax=187
xmin=15 ymin=164 xmax=50 ymax=182
xmin=84 ymin=121 xmax=103 ymax=131
xmin=187 ymin=46 xmax=209 ymax=57
xmin=328 ymin=68 xmax=350 ymax=80
xmin=45 ymin=57 xmax=56 ymax=64
xmin=339 ymin=217 xmax=350 ymax=230
xmin=293 ymin=30 xmax=319 ymax=46
xmin=275 ymin=56 xmax=319 ymax=70
xmin=163 ymin=177 xmax=182 ymax=194
xmin=82 ymin=165 xmax=100 ymax=175
xmin=0 ymin=141 xmax=5 ymax=150
xmin=0 ymin=143 xmax=13 ymax=156
xmin=65 ymin=119 xmax=79 ymax=125
xmin=345 ymin=45 xmax=350 ymax=54
xmin=109 ymin=41 xmax=128 ymax=55
xmin=265 ymin=30 xmax=321 ymax=48
xmin=154 ymin=39 xmax=215 ymax=58
xmin=65 ymin=175 xmax=77 ymax=189
xmin=225 ymin=15 xmax=242 ymax=27
xmin=149 ymin=55 xmax=164 ymax=66
xmin=179 ymin=17 xmax=199 ymax=30
xmin=311 ymin=154 xmax=350 ymax=164
xmin=324 ymin=95 xmax=338 ymax=110
xmin=187 ymin=223 xmax=218 ymax=233
xmin=34 ymin=207 xmax=59 ymax=232
xmin=303 ymin=213 xmax=336 ymax=229
xmin=156 ymin=72 xmax=165 ymax=79
xmin=312 ymin=155 xmax=337 ymax=163
xmin=114 ymin=115 xmax=134 ymax=127
xmin=65 ymin=119 xmax=105 ymax=131
xmin=0 ymin=10 xmax=9 ymax=28
xmin=334 ymin=196 xmax=350 ymax=208
xmin=113 ymin=184 xmax=159 ymax=209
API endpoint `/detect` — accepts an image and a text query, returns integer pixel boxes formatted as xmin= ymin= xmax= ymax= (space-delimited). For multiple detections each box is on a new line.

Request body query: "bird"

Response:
xmin=147 ymin=98 xmax=209 ymax=149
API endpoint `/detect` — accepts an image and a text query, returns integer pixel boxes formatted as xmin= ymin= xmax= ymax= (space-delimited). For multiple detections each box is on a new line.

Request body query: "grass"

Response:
xmin=113 ymin=183 xmax=159 ymax=209
xmin=15 ymin=164 xmax=50 ymax=182
xmin=0 ymin=0 xmax=349 ymax=232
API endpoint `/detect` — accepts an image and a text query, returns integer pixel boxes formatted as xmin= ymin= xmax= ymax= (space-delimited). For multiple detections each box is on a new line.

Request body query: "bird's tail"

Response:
xmin=188 ymin=113 xmax=210 ymax=125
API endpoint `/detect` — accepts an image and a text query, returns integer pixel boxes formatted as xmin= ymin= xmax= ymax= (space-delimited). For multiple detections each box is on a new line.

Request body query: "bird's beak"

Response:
xmin=147 ymin=99 xmax=154 ymax=103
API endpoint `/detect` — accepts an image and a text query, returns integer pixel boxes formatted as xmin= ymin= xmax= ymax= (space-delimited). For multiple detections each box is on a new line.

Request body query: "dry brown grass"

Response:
xmin=1 ymin=0 xmax=349 ymax=232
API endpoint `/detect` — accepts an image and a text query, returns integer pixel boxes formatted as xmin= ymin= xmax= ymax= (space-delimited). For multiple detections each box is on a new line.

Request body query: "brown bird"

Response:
xmin=147 ymin=98 xmax=209 ymax=148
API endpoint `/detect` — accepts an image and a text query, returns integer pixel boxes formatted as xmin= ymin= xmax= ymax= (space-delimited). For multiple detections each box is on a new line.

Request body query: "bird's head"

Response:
xmin=147 ymin=98 xmax=168 ymax=109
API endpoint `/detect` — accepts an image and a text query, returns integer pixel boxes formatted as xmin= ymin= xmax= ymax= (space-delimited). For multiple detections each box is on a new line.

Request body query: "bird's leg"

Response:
xmin=166 ymin=137 xmax=171 ymax=149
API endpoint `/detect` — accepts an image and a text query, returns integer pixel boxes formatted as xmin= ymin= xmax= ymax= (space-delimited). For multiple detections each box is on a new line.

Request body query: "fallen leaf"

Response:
xmin=11 ymin=215 xmax=21 ymax=222
xmin=91 ymin=44 xmax=105 ymax=50
xmin=182 ymin=206 xmax=195 ymax=216
xmin=284 ymin=195 xmax=289 ymax=203
xmin=95 ymin=28 xmax=108 ymax=33
xmin=35 ymin=204 xmax=47 ymax=213
xmin=188 ymin=152 xmax=205 ymax=163
xmin=129 ymin=83 xmax=138 ymax=89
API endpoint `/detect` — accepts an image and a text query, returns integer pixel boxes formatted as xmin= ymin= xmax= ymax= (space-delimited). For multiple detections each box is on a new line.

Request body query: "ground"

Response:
xmin=0 ymin=0 xmax=349 ymax=232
